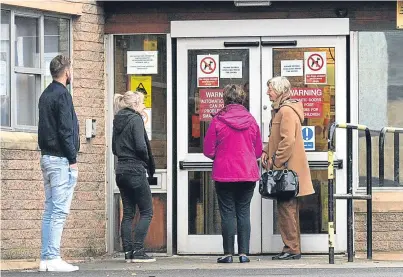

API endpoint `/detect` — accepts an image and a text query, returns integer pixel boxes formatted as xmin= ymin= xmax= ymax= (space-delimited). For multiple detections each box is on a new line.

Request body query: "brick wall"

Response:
xmin=0 ymin=1 xmax=107 ymax=259
xmin=355 ymin=212 xmax=403 ymax=252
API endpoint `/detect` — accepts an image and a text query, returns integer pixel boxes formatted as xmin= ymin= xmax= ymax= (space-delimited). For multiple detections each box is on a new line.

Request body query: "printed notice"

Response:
xmin=220 ymin=61 xmax=242 ymax=79
xmin=141 ymin=108 xmax=152 ymax=140
xmin=304 ymin=52 xmax=327 ymax=84
xmin=199 ymin=89 xmax=224 ymax=121
xmin=398 ymin=1 xmax=403 ymax=29
xmin=127 ymin=51 xmax=158 ymax=75
xmin=0 ymin=60 xmax=7 ymax=96
xmin=281 ymin=60 xmax=303 ymax=77
xmin=130 ymin=76 xmax=152 ymax=108
xmin=291 ymin=87 xmax=323 ymax=118
xmin=302 ymin=126 xmax=315 ymax=151
xmin=197 ymin=55 xmax=219 ymax=87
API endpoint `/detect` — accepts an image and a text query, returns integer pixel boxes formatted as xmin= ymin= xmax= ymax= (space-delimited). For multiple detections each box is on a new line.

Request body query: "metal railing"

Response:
xmin=379 ymin=127 xmax=403 ymax=187
xmin=327 ymin=123 xmax=372 ymax=264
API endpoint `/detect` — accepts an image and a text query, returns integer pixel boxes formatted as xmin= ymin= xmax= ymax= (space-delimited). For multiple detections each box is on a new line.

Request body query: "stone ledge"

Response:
xmin=355 ymin=191 xmax=403 ymax=212
xmin=356 ymin=251 xmax=403 ymax=261
xmin=1 ymin=1 xmax=83 ymax=15
xmin=0 ymin=131 xmax=38 ymax=151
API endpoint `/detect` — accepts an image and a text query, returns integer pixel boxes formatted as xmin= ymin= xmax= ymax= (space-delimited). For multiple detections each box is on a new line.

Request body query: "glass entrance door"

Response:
xmin=176 ymin=38 xmax=262 ymax=254
xmin=176 ymin=36 xmax=347 ymax=254
xmin=260 ymin=36 xmax=347 ymax=253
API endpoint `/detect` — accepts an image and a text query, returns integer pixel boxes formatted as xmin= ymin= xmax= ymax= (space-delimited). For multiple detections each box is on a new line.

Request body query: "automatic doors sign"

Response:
xmin=304 ymin=52 xmax=327 ymax=84
xmin=199 ymin=89 xmax=224 ymax=121
xmin=290 ymin=87 xmax=323 ymax=118
xmin=197 ymin=55 xmax=219 ymax=87
xmin=302 ymin=126 xmax=315 ymax=151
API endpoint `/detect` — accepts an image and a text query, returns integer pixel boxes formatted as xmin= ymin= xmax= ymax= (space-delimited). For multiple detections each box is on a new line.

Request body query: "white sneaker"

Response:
xmin=39 ymin=258 xmax=79 ymax=272
xmin=38 ymin=260 xmax=47 ymax=272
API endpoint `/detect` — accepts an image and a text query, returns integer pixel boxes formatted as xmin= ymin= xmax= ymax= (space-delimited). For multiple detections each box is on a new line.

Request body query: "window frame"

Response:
xmin=1 ymin=6 xmax=73 ymax=132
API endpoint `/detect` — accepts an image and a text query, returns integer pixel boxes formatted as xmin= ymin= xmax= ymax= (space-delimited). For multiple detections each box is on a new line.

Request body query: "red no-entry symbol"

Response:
xmin=307 ymin=54 xmax=324 ymax=71
xmin=200 ymin=57 xmax=216 ymax=74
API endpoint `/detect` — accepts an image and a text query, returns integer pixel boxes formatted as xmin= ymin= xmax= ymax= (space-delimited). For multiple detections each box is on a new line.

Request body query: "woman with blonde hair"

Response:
xmin=261 ymin=77 xmax=314 ymax=260
xmin=112 ymin=91 xmax=156 ymax=263
xmin=203 ymin=84 xmax=262 ymax=263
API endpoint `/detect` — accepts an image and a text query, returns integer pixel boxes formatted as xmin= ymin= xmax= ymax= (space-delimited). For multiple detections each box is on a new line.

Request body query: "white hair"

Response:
xmin=267 ymin=76 xmax=292 ymax=95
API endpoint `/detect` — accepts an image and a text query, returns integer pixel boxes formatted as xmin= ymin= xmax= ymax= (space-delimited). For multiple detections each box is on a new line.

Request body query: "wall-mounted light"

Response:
xmin=234 ymin=0 xmax=271 ymax=7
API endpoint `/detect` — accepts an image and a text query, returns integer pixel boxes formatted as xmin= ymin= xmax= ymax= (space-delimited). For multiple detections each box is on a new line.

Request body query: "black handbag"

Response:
xmin=259 ymin=158 xmax=299 ymax=201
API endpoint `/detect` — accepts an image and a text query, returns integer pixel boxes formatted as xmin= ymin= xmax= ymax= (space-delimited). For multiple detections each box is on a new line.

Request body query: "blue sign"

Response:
xmin=302 ymin=126 xmax=315 ymax=151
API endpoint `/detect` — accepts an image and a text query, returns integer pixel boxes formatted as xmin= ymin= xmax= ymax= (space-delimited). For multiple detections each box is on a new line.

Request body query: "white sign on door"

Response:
xmin=304 ymin=52 xmax=327 ymax=84
xmin=127 ymin=51 xmax=158 ymax=74
xmin=197 ymin=54 xmax=219 ymax=87
xmin=220 ymin=61 xmax=242 ymax=79
xmin=141 ymin=108 xmax=152 ymax=140
xmin=281 ymin=60 xmax=303 ymax=77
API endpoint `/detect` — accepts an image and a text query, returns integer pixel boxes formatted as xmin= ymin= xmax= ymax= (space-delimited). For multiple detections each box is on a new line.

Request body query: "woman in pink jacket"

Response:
xmin=203 ymin=84 xmax=262 ymax=264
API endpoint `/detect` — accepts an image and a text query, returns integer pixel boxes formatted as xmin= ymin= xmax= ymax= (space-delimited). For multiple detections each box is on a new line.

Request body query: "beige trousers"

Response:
xmin=277 ymin=198 xmax=301 ymax=254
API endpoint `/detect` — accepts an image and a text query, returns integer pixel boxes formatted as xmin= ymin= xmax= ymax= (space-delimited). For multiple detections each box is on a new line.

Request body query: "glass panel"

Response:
xmin=272 ymin=48 xmax=336 ymax=152
xmin=187 ymin=49 xmax=250 ymax=153
xmin=117 ymin=193 xmax=167 ymax=252
xmin=15 ymin=16 xmax=40 ymax=68
xmin=188 ymin=171 xmax=221 ymax=235
xmin=1 ymin=10 xmax=11 ymax=127
xmin=44 ymin=17 xmax=70 ymax=88
xmin=114 ymin=35 xmax=167 ymax=169
xmin=273 ymin=169 xmax=336 ymax=234
xmin=16 ymin=73 xmax=40 ymax=126
xmin=358 ymin=31 xmax=403 ymax=187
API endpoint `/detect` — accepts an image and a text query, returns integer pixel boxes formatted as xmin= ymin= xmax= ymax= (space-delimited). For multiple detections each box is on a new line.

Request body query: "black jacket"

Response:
xmin=38 ymin=81 xmax=80 ymax=164
xmin=112 ymin=108 xmax=155 ymax=177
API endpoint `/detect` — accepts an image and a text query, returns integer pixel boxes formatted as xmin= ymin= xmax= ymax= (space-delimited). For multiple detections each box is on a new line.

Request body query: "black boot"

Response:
xmin=132 ymin=249 xmax=156 ymax=263
xmin=272 ymin=252 xmax=301 ymax=260
xmin=217 ymin=256 xmax=233 ymax=263
xmin=124 ymin=251 xmax=133 ymax=263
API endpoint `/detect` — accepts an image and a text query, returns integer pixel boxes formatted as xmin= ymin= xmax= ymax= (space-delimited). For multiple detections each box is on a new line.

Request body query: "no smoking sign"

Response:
xmin=304 ymin=52 xmax=327 ymax=84
xmin=197 ymin=54 xmax=219 ymax=87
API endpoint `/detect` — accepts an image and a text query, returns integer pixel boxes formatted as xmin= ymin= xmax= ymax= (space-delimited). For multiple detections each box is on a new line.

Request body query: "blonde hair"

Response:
xmin=267 ymin=76 xmax=291 ymax=96
xmin=114 ymin=91 xmax=144 ymax=114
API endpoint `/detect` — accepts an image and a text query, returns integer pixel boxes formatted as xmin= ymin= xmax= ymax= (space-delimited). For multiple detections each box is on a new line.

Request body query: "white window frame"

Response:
xmin=1 ymin=6 xmax=73 ymax=132
xmin=351 ymin=30 xmax=403 ymax=192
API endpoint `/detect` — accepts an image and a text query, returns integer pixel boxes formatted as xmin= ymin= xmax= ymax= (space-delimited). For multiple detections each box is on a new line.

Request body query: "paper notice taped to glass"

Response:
xmin=398 ymin=1 xmax=403 ymax=29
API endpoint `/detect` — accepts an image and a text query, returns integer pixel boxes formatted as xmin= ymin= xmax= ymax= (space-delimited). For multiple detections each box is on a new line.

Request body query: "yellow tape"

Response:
xmin=337 ymin=123 xmax=347 ymax=128
xmin=357 ymin=124 xmax=367 ymax=131
xmin=328 ymin=151 xmax=334 ymax=180
xmin=328 ymin=222 xmax=335 ymax=247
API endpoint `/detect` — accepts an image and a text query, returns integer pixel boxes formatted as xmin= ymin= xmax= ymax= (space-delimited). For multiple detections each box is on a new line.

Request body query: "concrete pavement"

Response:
xmin=4 ymin=268 xmax=403 ymax=277
xmin=3 ymin=255 xmax=403 ymax=276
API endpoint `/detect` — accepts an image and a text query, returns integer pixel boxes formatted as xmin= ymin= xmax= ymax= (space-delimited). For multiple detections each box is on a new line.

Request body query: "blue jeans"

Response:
xmin=40 ymin=155 xmax=77 ymax=260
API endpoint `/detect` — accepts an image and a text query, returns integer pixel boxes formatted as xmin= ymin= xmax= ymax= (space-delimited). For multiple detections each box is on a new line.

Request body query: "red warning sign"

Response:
xmin=304 ymin=52 xmax=327 ymax=84
xmin=200 ymin=57 xmax=216 ymax=74
xmin=197 ymin=55 xmax=219 ymax=87
xmin=199 ymin=89 xmax=224 ymax=121
xmin=290 ymin=87 xmax=323 ymax=118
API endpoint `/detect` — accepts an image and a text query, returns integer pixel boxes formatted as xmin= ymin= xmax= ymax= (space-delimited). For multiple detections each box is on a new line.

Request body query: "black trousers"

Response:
xmin=215 ymin=181 xmax=256 ymax=255
xmin=116 ymin=172 xmax=153 ymax=252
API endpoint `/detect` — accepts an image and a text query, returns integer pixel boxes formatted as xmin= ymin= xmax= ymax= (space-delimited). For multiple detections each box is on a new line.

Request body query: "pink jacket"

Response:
xmin=203 ymin=104 xmax=263 ymax=182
